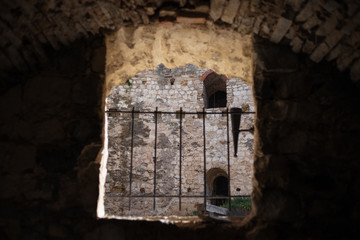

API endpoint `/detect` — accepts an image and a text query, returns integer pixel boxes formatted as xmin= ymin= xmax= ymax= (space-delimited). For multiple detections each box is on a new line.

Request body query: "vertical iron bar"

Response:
xmin=226 ymin=108 xmax=231 ymax=211
xmin=179 ymin=107 xmax=182 ymax=211
xmin=129 ymin=107 xmax=135 ymax=211
xmin=202 ymin=108 xmax=207 ymax=209
xmin=153 ymin=107 xmax=158 ymax=210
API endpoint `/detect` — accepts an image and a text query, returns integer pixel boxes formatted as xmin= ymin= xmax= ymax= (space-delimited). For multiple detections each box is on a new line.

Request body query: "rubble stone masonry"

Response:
xmin=103 ymin=64 xmax=255 ymax=217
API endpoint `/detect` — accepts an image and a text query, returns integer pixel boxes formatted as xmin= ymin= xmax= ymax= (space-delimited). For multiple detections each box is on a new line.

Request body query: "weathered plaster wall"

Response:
xmin=102 ymin=64 xmax=255 ymax=217
xmin=105 ymin=24 xmax=254 ymax=95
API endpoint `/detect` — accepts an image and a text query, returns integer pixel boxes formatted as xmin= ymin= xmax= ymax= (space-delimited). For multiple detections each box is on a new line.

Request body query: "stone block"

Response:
xmin=159 ymin=10 xmax=177 ymax=18
xmin=326 ymin=44 xmax=347 ymax=62
xmin=209 ymin=0 xmax=226 ymax=21
xmin=286 ymin=0 xmax=307 ymax=12
xmin=337 ymin=50 xmax=360 ymax=71
xmin=285 ymin=26 xmax=297 ymax=40
xmin=310 ymin=43 xmax=329 ymax=63
xmin=176 ymin=16 xmax=206 ymax=24
xmin=302 ymin=15 xmax=322 ymax=31
xmin=302 ymin=39 xmax=316 ymax=54
xmin=295 ymin=0 xmax=318 ymax=22
xmin=270 ymin=17 xmax=293 ymax=43
xmin=316 ymin=11 xmax=340 ymax=36
xmin=344 ymin=0 xmax=359 ymax=16
xmin=250 ymin=0 xmax=259 ymax=13
xmin=253 ymin=16 xmax=264 ymax=34
xmin=310 ymin=30 xmax=345 ymax=62
xmin=350 ymin=59 xmax=360 ymax=83
xmin=322 ymin=0 xmax=340 ymax=13
xmin=324 ymin=30 xmax=345 ymax=49
xmin=290 ymin=37 xmax=303 ymax=53
xmin=234 ymin=0 xmax=249 ymax=26
xmin=344 ymin=31 xmax=360 ymax=48
xmin=221 ymin=0 xmax=241 ymax=24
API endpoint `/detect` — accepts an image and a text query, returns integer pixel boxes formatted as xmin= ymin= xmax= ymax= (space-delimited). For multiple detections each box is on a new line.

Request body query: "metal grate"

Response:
xmin=106 ymin=108 xmax=255 ymax=213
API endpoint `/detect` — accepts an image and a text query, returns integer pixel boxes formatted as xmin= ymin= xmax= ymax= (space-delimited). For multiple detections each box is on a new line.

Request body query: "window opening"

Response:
xmin=99 ymin=65 xmax=255 ymax=220
xmin=202 ymin=71 xmax=228 ymax=108
xmin=208 ymin=91 xmax=227 ymax=108
xmin=102 ymin=108 xmax=254 ymax=218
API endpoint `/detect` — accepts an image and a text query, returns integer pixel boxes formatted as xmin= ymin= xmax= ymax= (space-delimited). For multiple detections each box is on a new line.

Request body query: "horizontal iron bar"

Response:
xmin=106 ymin=110 xmax=255 ymax=115
xmin=107 ymin=194 xmax=250 ymax=199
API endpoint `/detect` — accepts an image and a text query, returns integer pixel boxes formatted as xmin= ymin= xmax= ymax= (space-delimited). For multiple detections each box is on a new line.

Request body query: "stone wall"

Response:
xmin=0 ymin=24 xmax=359 ymax=240
xmin=0 ymin=37 xmax=105 ymax=239
xmin=1 ymin=0 xmax=359 ymax=84
xmin=102 ymin=64 xmax=255 ymax=217
xmin=249 ymin=36 xmax=360 ymax=239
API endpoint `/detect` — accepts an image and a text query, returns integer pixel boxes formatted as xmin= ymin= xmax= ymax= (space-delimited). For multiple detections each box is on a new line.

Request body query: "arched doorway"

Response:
xmin=206 ymin=168 xmax=229 ymax=206
xmin=212 ymin=175 xmax=229 ymax=206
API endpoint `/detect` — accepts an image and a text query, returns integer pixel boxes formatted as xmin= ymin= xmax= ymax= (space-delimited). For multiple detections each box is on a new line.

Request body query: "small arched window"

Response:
xmin=202 ymin=70 xmax=227 ymax=108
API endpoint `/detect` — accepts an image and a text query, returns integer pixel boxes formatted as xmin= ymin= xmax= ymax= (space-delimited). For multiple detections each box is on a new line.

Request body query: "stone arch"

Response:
xmin=206 ymin=168 xmax=229 ymax=205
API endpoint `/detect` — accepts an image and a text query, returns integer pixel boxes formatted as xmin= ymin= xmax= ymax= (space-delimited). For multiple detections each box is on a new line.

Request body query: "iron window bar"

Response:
xmin=106 ymin=108 xmax=255 ymax=212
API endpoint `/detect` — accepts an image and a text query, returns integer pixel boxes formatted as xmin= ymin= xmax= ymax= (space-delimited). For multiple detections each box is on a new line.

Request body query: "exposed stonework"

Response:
xmin=1 ymin=0 xmax=359 ymax=84
xmin=101 ymin=64 xmax=255 ymax=217
xmin=1 ymin=30 xmax=360 ymax=239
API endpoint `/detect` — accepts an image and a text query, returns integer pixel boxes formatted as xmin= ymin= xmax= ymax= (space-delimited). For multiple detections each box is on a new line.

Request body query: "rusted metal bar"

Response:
xmin=106 ymin=109 xmax=255 ymax=115
xmin=107 ymin=193 xmax=250 ymax=199
xmin=226 ymin=108 xmax=231 ymax=211
xmin=153 ymin=107 xmax=158 ymax=210
xmin=202 ymin=107 xmax=207 ymax=209
xmin=179 ymin=107 xmax=183 ymax=211
xmin=129 ymin=107 xmax=135 ymax=210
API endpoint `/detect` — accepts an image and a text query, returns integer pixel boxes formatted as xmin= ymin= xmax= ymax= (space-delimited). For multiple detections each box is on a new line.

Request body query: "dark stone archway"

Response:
xmin=212 ymin=176 xmax=229 ymax=206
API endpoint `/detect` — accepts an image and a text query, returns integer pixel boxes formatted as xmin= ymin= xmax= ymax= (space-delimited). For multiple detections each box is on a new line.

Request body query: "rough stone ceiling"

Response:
xmin=1 ymin=0 xmax=359 ymax=82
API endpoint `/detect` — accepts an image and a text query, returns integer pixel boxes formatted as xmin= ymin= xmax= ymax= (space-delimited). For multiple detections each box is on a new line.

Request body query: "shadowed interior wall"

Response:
xmin=0 ymin=34 xmax=359 ymax=240
xmin=250 ymin=37 xmax=360 ymax=239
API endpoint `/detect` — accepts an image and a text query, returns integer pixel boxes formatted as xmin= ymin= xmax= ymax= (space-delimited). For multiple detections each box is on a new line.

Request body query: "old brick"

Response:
xmin=221 ymin=0 xmax=241 ymax=24
xmin=270 ymin=17 xmax=292 ymax=43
